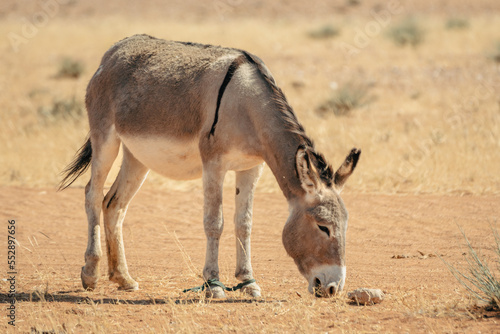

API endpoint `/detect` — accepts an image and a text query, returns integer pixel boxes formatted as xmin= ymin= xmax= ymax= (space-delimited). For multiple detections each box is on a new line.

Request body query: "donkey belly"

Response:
xmin=120 ymin=135 xmax=203 ymax=180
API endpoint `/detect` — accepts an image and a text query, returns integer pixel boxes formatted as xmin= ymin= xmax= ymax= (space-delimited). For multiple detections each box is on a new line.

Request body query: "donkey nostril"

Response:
xmin=328 ymin=285 xmax=336 ymax=296
xmin=313 ymin=277 xmax=322 ymax=297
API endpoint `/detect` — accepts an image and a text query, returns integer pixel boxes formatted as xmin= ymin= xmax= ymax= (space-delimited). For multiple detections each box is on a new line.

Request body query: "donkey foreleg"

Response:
xmin=103 ymin=148 xmax=149 ymax=291
xmin=234 ymin=164 xmax=264 ymax=297
xmin=202 ymin=162 xmax=226 ymax=298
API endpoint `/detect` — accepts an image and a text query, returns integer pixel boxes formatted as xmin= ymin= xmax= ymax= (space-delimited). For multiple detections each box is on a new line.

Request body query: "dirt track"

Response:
xmin=1 ymin=186 xmax=499 ymax=332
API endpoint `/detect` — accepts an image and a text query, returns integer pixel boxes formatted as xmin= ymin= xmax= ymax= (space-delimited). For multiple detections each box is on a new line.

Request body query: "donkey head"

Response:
xmin=282 ymin=147 xmax=360 ymax=297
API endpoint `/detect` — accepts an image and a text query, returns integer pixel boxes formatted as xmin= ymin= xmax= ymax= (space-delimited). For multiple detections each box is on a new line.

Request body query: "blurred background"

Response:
xmin=0 ymin=0 xmax=499 ymax=194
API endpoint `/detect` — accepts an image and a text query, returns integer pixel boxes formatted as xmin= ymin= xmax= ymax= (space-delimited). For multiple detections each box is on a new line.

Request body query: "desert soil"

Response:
xmin=1 ymin=186 xmax=498 ymax=333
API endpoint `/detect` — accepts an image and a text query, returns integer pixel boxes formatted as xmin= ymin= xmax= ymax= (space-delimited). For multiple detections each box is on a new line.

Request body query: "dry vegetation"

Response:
xmin=1 ymin=0 xmax=499 ymax=333
xmin=1 ymin=0 xmax=499 ymax=195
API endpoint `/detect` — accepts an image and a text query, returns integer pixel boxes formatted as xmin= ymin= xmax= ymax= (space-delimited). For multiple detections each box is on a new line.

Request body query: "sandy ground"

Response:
xmin=1 ymin=186 xmax=498 ymax=332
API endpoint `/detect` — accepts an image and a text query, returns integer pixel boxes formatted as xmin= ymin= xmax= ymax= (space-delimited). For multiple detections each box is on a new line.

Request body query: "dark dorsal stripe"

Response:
xmin=209 ymin=51 xmax=269 ymax=138
xmin=209 ymin=55 xmax=247 ymax=137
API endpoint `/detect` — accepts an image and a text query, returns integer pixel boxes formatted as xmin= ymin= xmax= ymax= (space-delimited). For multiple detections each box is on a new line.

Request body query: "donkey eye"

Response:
xmin=317 ymin=225 xmax=330 ymax=237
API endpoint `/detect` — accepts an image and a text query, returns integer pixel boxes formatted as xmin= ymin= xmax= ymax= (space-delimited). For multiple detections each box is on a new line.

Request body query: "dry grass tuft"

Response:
xmin=38 ymin=96 xmax=85 ymax=122
xmin=55 ymin=57 xmax=85 ymax=79
xmin=308 ymin=24 xmax=340 ymax=39
xmin=445 ymin=17 xmax=470 ymax=30
xmin=387 ymin=17 xmax=425 ymax=46
xmin=489 ymin=42 xmax=500 ymax=63
xmin=346 ymin=0 xmax=361 ymax=6
xmin=442 ymin=225 xmax=500 ymax=310
xmin=316 ymin=81 xmax=373 ymax=116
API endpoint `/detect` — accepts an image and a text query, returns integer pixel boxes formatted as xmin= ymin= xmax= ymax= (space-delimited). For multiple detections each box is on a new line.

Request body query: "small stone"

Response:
xmin=392 ymin=254 xmax=409 ymax=259
xmin=348 ymin=288 xmax=384 ymax=305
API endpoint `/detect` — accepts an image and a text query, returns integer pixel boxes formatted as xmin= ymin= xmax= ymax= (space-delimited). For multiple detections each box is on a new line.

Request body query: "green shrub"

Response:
xmin=38 ymin=96 xmax=84 ymax=121
xmin=308 ymin=25 xmax=340 ymax=39
xmin=490 ymin=42 xmax=500 ymax=63
xmin=387 ymin=18 xmax=424 ymax=47
xmin=346 ymin=0 xmax=361 ymax=6
xmin=56 ymin=57 xmax=84 ymax=79
xmin=445 ymin=17 xmax=469 ymax=30
xmin=316 ymin=82 xmax=372 ymax=116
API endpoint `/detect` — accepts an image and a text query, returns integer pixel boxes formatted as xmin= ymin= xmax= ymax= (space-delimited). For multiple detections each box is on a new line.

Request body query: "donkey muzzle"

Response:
xmin=308 ymin=265 xmax=346 ymax=298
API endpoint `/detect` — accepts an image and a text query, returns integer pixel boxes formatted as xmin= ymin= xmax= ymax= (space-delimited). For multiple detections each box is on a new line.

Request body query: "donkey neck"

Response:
xmin=230 ymin=56 xmax=317 ymax=202
xmin=255 ymin=106 xmax=311 ymax=201
xmin=264 ymin=136 xmax=305 ymax=201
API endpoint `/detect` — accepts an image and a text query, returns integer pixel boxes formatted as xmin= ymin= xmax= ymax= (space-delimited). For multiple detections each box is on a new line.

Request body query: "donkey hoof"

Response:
xmin=117 ymin=281 xmax=139 ymax=291
xmin=110 ymin=274 xmax=139 ymax=291
xmin=81 ymin=266 xmax=99 ymax=291
xmin=206 ymin=286 xmax=226 ymax=299
xmin=241 ymin=282 xmax=261 ymax=298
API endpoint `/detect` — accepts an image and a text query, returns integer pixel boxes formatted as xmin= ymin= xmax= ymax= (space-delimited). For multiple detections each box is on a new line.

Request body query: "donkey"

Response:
xmin=60 ymin=34 xmax=360 ymax=298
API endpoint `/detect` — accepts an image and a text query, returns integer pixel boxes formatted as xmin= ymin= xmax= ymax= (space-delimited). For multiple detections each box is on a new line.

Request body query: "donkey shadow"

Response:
xmin=0 ymin=291 xmax=286 ymax=306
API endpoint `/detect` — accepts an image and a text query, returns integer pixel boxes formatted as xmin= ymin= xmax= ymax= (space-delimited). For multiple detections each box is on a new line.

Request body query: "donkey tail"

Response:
xmin=58 ymin=137 xmax=92 ymax=191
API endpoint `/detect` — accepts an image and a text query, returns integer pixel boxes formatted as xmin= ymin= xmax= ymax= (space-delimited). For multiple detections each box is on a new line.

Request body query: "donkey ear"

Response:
xmin=295 ymin=146 xmax=321 ymax=197
xmin=334 ymin=148 xmax=361 ymax=192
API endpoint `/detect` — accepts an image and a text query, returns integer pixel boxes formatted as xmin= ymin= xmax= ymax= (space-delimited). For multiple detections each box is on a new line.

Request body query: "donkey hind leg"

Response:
xmin=234 ymin=164 xmax=264 ymax=297
xmin=103 ymin=147 xmax=149 ymax=291
xmin=202 ymin=161 xmax=227 ymax=298
xmin=82 ymin=134 xmax=120 ymax=290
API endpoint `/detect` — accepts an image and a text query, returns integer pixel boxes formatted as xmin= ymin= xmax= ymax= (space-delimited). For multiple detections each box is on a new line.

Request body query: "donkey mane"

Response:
xmin=240 ymin=51 xmax=334 ymax=187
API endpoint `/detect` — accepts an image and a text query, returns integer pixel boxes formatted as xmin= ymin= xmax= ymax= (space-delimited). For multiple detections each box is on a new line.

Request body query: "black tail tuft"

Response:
xmin=58 ymin=137 xmax=92 ymax=191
